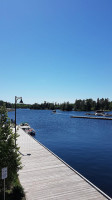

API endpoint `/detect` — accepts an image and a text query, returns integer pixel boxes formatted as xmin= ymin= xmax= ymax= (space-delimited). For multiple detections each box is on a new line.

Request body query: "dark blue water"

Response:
xmin=8 ymin=109 xmax=112 ymax=198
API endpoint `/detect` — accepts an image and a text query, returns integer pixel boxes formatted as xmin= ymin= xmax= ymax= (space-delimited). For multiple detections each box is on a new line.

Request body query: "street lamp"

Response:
xmin=15 ymin=96 xmax=23 ymax=147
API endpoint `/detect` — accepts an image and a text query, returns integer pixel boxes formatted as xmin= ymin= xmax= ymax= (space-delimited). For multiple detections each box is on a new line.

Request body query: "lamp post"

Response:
xmin=15 ymin=96 xmax=23 ymax=147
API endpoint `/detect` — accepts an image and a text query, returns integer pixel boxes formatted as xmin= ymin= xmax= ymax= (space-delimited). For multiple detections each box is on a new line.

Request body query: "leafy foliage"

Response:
xmin=0 ymin=104 xmax=22 ymax=192
xmin=74 ymin=98 xmax=110 ymax=111
xmin=10 ymin=185 xmax=24 ymax=200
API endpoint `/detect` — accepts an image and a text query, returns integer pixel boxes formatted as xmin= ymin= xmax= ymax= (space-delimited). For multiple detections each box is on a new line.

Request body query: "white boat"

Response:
xmin=95 ymin=110 xmax=105 ymax=116
xmin=20 ymin=122 xmax=29 ymax=126
xmin=19 ymin=122 xmax=36 ymax=136
xmin=52 ymin=110 xmax=56 ymax=113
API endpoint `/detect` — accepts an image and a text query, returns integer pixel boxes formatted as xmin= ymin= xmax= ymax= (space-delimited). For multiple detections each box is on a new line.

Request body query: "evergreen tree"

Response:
xmin=96 ymin=98 xmax=100 ymax=110
xmin=109 ymin=101 xmax=112 ymax=110
xmin=0 ymin=104 xmax=21 ymax=192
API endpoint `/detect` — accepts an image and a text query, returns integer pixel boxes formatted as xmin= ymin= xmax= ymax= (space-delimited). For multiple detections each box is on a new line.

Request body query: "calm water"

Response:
xmin=8 ymin=109 xmax=112 ymax=198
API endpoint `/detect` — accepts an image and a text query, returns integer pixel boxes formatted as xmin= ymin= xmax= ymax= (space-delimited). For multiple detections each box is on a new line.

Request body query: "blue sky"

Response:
xmin=0 ymin=0 xmax=112 ymax=104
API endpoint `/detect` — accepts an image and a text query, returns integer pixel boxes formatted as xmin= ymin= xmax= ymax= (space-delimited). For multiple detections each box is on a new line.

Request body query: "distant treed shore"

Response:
xmin=0 ymin=98 xmax=112 ymax=111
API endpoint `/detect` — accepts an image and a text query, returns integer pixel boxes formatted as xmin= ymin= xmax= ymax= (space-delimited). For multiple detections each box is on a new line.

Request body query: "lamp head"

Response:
xmin=19 ymin=98 xmax=23 ymax=104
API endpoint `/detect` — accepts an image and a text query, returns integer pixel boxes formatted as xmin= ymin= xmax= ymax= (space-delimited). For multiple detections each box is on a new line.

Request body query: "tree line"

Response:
xmin=1 ymin=98 xmax=112 ymax=111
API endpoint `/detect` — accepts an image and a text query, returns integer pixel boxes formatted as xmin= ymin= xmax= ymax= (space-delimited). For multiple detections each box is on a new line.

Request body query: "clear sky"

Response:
xmin=0 ymin=0 xmax=112 ymax=104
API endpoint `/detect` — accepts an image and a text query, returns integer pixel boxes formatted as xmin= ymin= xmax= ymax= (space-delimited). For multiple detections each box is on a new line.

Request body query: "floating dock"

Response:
xmin=71 ymin=116 xmax=112 ymax=120
xmin=16 ymin=127 xmax=111 ymax=200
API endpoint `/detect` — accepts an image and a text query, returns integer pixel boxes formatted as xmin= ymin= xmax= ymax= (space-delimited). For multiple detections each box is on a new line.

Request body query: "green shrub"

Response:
xmin=10 ymin=185 xmax=25 ymax=200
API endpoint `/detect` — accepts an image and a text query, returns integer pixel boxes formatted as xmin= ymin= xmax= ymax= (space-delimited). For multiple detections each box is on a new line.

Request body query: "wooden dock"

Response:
xmin=16 ymin=127 xmax=111 ymax=200
xmin=71 ymin=116 xmax=112 ymax=120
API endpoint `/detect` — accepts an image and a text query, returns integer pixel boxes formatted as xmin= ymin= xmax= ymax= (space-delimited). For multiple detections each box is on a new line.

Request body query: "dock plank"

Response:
xmin=71 ymin=116 xmax=112 ymax=120
xmin=16 ymin=127 xmax=111 ymax=200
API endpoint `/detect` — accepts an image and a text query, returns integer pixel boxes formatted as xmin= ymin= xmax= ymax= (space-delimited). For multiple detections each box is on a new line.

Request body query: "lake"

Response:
xmin=8 ymin=109 xmax=112 ymax=198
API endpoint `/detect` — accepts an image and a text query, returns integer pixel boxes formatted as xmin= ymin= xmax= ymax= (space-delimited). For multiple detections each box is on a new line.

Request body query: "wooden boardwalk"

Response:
xmin=16 ymin=127 xmax=111 ymax=200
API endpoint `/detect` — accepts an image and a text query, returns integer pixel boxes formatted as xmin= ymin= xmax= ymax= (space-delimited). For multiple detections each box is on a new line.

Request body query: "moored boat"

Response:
xmin=95 ymin=110 xmax=105 ymax=116
xmin=19 ymin=122 xmax=36 ymax=136
xmin=25 ymin=128 xmax=36 ymax=136
xmin=52 ymin=110 xmax=56 ymax=113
